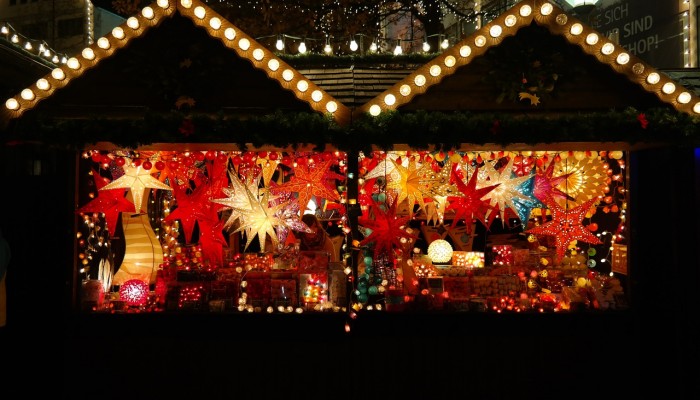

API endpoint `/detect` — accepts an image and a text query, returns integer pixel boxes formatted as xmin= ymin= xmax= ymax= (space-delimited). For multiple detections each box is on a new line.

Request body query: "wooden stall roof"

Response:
xmin=355 ymin=0 xmax=700 ymax=118
xmin=0 ymin=0 xmax=351 ymax=127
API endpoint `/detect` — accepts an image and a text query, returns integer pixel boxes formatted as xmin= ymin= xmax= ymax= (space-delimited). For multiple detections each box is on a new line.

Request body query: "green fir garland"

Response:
xmin=2 ymin=107 xmax=699 ymax=152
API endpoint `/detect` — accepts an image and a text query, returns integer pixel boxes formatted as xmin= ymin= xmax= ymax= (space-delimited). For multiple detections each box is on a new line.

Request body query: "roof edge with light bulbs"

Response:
xmin=1 ymin=0 xmax=699 ymax=151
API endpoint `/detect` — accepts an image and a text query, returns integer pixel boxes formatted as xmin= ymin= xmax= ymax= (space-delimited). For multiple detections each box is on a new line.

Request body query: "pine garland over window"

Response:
xmin=2 ymin=107 xmax=698 ymax=151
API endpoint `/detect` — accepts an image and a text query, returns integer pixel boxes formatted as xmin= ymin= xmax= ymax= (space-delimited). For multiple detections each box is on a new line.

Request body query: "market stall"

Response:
xmin=1 ymin=0 xmax=699 ymax=320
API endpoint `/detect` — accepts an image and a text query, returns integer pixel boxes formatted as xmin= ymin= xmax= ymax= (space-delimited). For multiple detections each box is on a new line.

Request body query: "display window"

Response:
xmin=75 ymin=147 xmax=628 ymax=314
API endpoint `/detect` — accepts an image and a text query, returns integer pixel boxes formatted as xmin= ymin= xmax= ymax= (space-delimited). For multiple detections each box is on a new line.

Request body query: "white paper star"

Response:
xmin=100 ymin=164 xmax=172 ymax=213
xmin=210 ymin=170 xmax=263 ymax=230
xmin=479 ymin=158 xmax=535 ymax=225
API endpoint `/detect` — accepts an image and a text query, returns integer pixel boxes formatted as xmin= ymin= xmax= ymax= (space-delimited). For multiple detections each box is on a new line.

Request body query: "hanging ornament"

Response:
xmin=526 ymin=196 xmax=603 ymax=258
xmin=533 ymin=158 xmax=576 ymax=203
xmin=271 ymin=159 xmax=340 ymax=212
xmin=385 ymin=158 xmax=436 ymax=217
xmin=100 ymin=163 xmax=172 ymax=213
xmin=358 ymin=201 xmax=418 ymax=259
xmin=479 ymin=158 xmax=537 ymax=226
xmin=446 ymin=165 xmax=499 ymax=233
xmin=210 ymin=170 xmax=264 ymax=231
xmin=76 ymin=169 xmax=136 ymax=237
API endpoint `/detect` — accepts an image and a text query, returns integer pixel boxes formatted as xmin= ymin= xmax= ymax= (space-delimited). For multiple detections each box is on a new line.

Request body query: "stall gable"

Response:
xmin=354 ymin=0 xmax=700 ymax=118
xmin=0 ymin=0 xmax=351 ymax=127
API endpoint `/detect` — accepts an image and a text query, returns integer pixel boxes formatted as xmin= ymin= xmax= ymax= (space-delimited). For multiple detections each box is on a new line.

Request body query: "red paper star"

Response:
xmin=76 ymin=170 xmax=136 ymax=237
xmin=271 ymin=159 xmax=340 ymax=211
xmin=533 ymin=159 xmax=575 ymax=203
xmin=358 ymin=201 xmax=418 ymax=258
xmin=164 ymin=157 xmax=228 ymax=244
xmin=526 ymin=196 xmax=602 ymax=258
xmin=446 ymin=165 xmax=499 ymax=233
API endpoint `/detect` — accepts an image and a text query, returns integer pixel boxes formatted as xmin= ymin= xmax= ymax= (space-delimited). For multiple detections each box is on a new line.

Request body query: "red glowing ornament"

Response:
xmin=154 ymin=161 xmax=165 ymax=171
xmin=526 ymin=196 xmax=603 ymax=258
xmin=119 ymin=279 xmax=150 ymax=306
xmin=446 ymin=165 xmax=499 ymax=233
xmin=76 ymin=170 xmax=136 ymax=237
xmin=358 ymin=201 xmax=418 ymax=258
xmin=142 ymin=160 xmax=152 ymax=170
xmin=116 ymin=157 xmax=126 ymax=167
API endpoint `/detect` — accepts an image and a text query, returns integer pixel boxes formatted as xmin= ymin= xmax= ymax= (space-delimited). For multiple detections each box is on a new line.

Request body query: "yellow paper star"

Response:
xmin=100 ymin=164 xmax=172 ymax=213
xmin=255 ymin=157 xmax=280 ymax=187
xmin=386 ymin=158 xmax=439 ymax=217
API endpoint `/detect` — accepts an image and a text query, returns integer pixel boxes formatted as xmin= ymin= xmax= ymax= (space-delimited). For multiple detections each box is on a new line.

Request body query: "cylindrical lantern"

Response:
xmin=427 ymin=239 xmax=453 ymax=264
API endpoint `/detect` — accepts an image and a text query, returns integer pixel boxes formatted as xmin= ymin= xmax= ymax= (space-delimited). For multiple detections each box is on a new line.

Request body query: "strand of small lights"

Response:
xmin=76 ymin=164 xmax=112 ymax=282
xmin=86 ymin=0 xmax=95 ymax=45
xmin=0 ymin=22 xmax=68 ymax=64
xmin=682 ymin=0 xmax=691 ymax=67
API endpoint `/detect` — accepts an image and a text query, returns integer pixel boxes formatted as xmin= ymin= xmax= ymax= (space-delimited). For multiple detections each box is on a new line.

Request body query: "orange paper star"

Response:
xmin=271 ymin=160 xmax=340 ymax=212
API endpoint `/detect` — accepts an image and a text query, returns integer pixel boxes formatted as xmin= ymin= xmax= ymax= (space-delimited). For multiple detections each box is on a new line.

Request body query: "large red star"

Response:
xmin=76 ymin=169 xmax=135 ymax=237
xmin=526 ymin=196 xmax=602 ymax=258
xmin=271 ymin=159 xmax=340 ymax=211
xmin=164 ymin=157 xmax=228 ymax=244
xmin=446 ymin=165 xmax=499 ymax=233
xmin=358 ymin=201 xmax=418 ymax=258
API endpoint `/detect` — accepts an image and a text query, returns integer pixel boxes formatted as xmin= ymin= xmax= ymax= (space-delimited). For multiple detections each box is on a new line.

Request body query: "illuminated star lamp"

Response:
xmin=428 ymin=239 xmax=453 ymax=264
xmin=271 ymin=159 xmax=340 ymax=212
xmin=358 ymin=201 xmax=418 ymax=258
xmin=119 ymin=279 xmax=150 ymax=306
xmin=526 ymin=196 xmax=603 ymax=259
xmin=100 ymin=164 xmax=172 ymax=213
xmin=76 ymin=169 xmax=136 ymax=237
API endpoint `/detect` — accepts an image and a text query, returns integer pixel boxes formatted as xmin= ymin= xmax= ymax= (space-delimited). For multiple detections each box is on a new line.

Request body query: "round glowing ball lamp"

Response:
xmin=119 ymin=279 xmax=150 ymax=306
xmin=427 ymin=239 xmax=453 ymax=264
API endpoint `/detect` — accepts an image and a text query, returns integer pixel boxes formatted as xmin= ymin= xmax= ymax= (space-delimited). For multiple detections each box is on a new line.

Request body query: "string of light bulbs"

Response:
xmin=0 ymin=22 xmax=69 ymax=66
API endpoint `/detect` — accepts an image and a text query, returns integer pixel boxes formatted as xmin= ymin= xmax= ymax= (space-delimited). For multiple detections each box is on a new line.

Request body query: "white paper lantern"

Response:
xmin=428 ymin=239 xmax=453 ymax=264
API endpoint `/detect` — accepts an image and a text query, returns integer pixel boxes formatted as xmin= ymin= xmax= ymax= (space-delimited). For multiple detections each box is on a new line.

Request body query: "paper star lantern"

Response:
xmin=358 ymin=201 xmax=418 ymax=258
xmin=100 ymin=164 xmax=172 ymax=213
xmin=479 ymin=158 xmax=537 ymax=226
xmin=230 ymin=182 xmax=308 ymax=252
xmin=255 ymin=156 xmax=280 ymax=187
xmin=77 ymin=169 xmax=135 ymax=237
xmin=526 ymin=196 xmax=602 ymax=258
xmin=534 ymin=159 xmax=575 ymax=203
xmin=272 ymin=159 xmax=340 ymax=212
xmin=210 ymin=170 xmax=263 ymax=230
xmin=385 ymin=158 xmax=436 ymax=216
xmin=363 ymin=152 xmax=401 ymax=181
xmin=164 ymin=157 xmax=228 ymax=244
xmin=509 ymin=173 xmax=543 ymax=225
xmin=553 ymin=156 xmax=607 ymax=208
xmin=446 ymin=165 xmax=499 ymax=232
